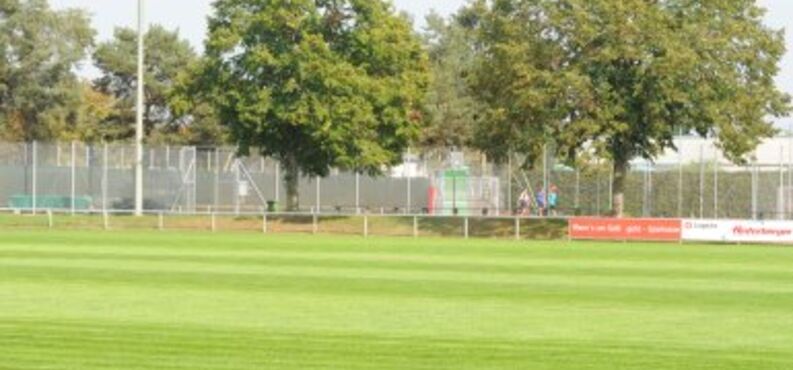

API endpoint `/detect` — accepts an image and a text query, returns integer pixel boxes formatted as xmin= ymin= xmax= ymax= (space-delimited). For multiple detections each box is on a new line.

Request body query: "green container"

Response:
xmin=441 ymin=167 xmax=470 ymax=215
xmin=8 ymin=195 xmax=92 ymax=210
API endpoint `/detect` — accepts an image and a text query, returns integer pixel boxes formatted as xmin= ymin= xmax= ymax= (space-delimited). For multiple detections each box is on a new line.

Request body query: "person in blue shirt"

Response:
xmin=536 ymin=186 xmax=546 ymax=216
xmin=548 ymin=185 xmax=559 ymax=216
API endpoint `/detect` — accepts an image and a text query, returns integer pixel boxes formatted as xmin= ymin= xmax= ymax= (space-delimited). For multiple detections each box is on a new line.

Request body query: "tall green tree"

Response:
xmin=466 ymin=0 xmax=791 ymax=217
xmin=170 ymin=60 xmax=231 ymax=146
xmin=42 ymin=81 xmax=116 ymax=142
xmin=94 ymin=25 xmax=225 ymax=144
xmin=0 ymin=0 xmax=94 ymax=141
xmin=420 ymin=11 xmax=480 ymax=149
xmin=195 ymin=0 xmax=429 ymax=210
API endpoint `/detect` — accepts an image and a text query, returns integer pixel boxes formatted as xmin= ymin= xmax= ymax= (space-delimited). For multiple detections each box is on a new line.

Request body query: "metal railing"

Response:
xmin=0 ymin=207 xmax=569 ymax=240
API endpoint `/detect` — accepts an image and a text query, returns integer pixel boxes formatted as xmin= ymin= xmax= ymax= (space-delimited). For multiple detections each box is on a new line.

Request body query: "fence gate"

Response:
xmin=170 ymin=147 xmax=197 ymax=212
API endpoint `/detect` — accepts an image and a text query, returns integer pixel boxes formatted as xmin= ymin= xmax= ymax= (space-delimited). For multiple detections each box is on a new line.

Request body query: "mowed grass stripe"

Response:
xmin=5 ymin=246 xmax=793 ymax=279
xmin=1 ymin=230 xmax=793 ymax=369
xmin=3 ymin=251 xmax=793 ymax=306
xmin=5 ymin=263 xmax=793 ymax=313
xmin=2 ymin=319 xmax=792 ymax=370
xmin=1 ymin=321 xmax=791 ymax=370
xmin=3 ymin=280 xmax=792 ymax=351
xmin=5 ymin=258 xmax=793 ymax=316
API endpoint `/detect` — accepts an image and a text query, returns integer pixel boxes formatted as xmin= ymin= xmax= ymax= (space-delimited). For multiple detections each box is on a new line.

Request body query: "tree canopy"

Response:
xmin=0 ymin=0 xmax=94 ymax=141
xmin=195 ymin=0 xmax=429 ymax=210
xmin=464 ymin=0 xmax=791 ymax=216
xmin=94 ymin=25 xmax=225 ymax=144
xmin=420 ymin=11 xmax=481 ymax=149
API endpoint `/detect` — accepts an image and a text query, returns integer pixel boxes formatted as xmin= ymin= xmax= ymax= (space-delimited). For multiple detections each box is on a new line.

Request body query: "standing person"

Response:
xmin=517 ymin=188 xmax=530 ymax=215
xmin=548 ymin=185 xmax=559 ymax=216
xmin=536 ymin=186 xmax=546 ymax=217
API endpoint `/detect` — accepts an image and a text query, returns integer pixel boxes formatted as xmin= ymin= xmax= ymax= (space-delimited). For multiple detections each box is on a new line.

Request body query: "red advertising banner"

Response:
xmin=569 ymin=218 xmax=682 ymax=241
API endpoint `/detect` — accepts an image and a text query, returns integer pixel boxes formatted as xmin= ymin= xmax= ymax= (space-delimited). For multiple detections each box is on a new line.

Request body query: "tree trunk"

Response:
xmin=612 ymin=159 xmax=629 ymax=218
xmin=283 ymin=154 xmax=300 ymax=212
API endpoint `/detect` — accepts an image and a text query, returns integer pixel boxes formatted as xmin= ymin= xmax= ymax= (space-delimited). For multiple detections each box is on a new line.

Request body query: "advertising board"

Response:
xmin=569 ymin=218 xmax=682 ymax=242
xmin=682 ymin=219 xmax=793 ymax=244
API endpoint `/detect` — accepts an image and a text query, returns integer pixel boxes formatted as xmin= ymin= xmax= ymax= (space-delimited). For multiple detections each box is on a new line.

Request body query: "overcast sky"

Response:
xmin=49 ymin=0 xmax=793 ymax=128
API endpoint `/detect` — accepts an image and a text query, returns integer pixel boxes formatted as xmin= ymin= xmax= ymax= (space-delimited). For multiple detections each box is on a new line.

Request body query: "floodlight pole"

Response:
xmin=134 ymin=0 xmax=145 ymax=216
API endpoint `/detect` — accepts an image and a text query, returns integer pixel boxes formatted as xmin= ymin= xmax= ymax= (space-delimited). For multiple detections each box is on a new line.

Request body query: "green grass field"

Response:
xmin=2 ymin=231 xmax=793 ymax=369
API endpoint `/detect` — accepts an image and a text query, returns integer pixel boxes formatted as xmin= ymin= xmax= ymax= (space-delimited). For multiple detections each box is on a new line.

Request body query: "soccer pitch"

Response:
xmin=2 ymin=231 xmax=793 ymax=369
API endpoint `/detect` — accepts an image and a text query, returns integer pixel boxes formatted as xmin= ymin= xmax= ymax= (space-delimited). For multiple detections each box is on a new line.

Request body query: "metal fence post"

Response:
xmin=608 ymin=163 xmax=614 ymax=212
xmin=71 ymin=141 xmax=77 ymax=214
xmin=514 ymin=217 xmax=521 ymax=240
xmin=102 ymin=143 xmax=108 ymax=214
xmin=363 ymin=215 xmax=368 ymax=238
xmin=312 ymin=213 xmax=318 ymax=234
xmin=786 ymin=143 xmax=793 ymax=219
xmin=648 ymin=162 xmax=654 ymax=217
xmin=262 ymin=213 xmax=268 ymax=234
xmin=406 ymin=176 xmax=411 ymax=214
xmin=413 ymin=216 xmax=418 ymax=238
xmin=315 ymin=176 xmax=321 ymax=215
xmin=543 ymin=144 xmax=548 ymax=212
xmin=158 ymin=212 xmax=164 ymax=231
xmin=214 ymin=149 xmax=220 ymax=211
xmin=699 ymin=144 xmax=705 ymax=219
xmin=780 ymin=146 xmax=785 ymax=220
xmin=507 ymin=153 xmax=513 ymax=214
xmin=211 ymin=212 xmax=216 ymax=232
xmin=103 ymin=211 xmax=109 ymax=230
xmin=786 ymin=137 xmax=793 ymax=218
xmin=355 ymin=172 xmax=360 ymax=214
xmin=452 ymin=175 xmax=457 ymax=214
xmin=714 ymin=150 xmax=719 ymax=219
xmin=233 ymin=160 xmax=241 ymax=216
xmin=574 ymin=168 xmax=580 ymax=211
xmin=642 ymin=161 xmax=649 ymax=217
xmin=32 ymin=141 xmax=37 ymax=215
xmin=47 ymin=209 xmax=53 ymax=229
xmin=752 ymin=160 xmax=758 ymax=220
xmin=678 ymin=148 xmax=683 ymax=218
xmin=464 ymin=217 xmax=469 ymax=239
xmin=274 ymin=161 xmax=280 ymax=204
xmin=595 ymin=168 xmax=601 ymax=216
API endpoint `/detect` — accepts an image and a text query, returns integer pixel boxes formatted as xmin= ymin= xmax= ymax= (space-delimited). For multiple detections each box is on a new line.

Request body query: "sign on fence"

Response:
xmin=682 ymin=219 xmax=793 ymax=244
xmin=569 ymin=217 xmax=682 ymax=241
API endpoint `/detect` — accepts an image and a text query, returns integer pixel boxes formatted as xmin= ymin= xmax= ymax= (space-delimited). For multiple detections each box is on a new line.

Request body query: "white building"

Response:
xmin=640 ymin=135 xmax=793 ymax=169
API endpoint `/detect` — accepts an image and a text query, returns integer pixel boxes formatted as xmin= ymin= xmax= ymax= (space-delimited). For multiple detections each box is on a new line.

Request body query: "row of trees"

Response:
xmin=2 ymin=0 xmax=790 ymax=215
xmin=425 ymin=0 xmax=790 ymax=216
xmin=0 ymin=0 xmax=226 ymax=145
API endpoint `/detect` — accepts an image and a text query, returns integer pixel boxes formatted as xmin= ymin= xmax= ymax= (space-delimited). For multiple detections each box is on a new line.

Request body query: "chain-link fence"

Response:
xmin=1 ymin=137 xmax=792 ymax=220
